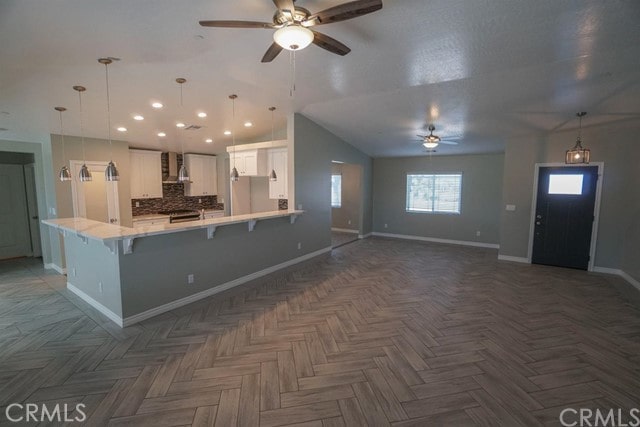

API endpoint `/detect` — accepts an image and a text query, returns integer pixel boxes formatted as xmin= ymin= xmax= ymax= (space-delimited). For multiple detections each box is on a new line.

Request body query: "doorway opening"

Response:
xmin=70 ymin=160 xmax=120 ymax=224
xmin=528 ymin=163 xmax=603 ymax=271
xmin=0 ymin=151 xmax=40 ymax=260
xmin=331 ymin=161 xmax=363 ymax=249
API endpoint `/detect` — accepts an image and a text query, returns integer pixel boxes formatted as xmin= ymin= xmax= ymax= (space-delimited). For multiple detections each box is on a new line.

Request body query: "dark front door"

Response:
xmin=532 ymin=166 xmax=599 ymax=270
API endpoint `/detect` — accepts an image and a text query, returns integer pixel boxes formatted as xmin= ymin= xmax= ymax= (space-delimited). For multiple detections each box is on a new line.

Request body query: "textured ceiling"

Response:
xmin=1 ymin=0 xmax=639 ymax=157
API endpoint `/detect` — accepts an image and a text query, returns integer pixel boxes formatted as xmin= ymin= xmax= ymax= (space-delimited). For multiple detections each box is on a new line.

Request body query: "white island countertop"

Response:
xmin=43 ymin=210 xmax=304 ymax=243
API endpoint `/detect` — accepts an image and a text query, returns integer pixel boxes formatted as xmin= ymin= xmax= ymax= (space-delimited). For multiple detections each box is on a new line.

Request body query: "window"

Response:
xmin=548 ymin=174 xmax=583 ymax=195
xmin=331 ymin=174 xmax=342 ymax=208
xmin=406 ymin=174 xmax=462 ymax=214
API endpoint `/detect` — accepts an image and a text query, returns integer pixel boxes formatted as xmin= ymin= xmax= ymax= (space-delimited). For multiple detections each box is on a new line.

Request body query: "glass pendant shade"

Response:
xmin=178 ymin=164 xmax=190 ymax=182
xmin=105 ymin=161 xmax=120 ymax=181
xmin=565 ymin=138 xmax=590 ymax=164
xmin=79 ymin=164 xmax=92 ymax=182
xmin=274 ymin=25 xmax=314 ymax=51
xmin=230 ymin=167 xmax=240 ymax=182
xmin=59 ymin=166 xmax=72 ymax=182
xmin=269 ymin=169 xmax=277 ymax=181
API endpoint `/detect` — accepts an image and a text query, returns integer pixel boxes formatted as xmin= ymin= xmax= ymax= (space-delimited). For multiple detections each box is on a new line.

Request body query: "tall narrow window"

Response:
xmin=331 ymin=174 xmax=342 ymax=208
xmin=406 ymin=174 xmax=462 ymax=214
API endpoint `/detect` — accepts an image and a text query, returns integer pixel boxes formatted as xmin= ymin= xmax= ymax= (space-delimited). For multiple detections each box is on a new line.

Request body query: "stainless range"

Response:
xmin=158 ymin=210 xmax=201 ymax=223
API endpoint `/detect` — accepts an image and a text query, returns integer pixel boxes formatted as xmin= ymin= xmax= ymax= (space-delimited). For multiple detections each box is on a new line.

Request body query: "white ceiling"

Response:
xmin=1 ymin=0 xmax=639 ymax=157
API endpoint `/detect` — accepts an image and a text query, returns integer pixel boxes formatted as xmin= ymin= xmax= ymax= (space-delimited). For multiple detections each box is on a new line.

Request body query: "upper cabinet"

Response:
xmin=130 ymin=150 xmax=163 ymax=199
xmin=229 ymin=149 xmax=267 ymax=177
xmin=268 ymin=148 xmax=288 ymax=200
xmin=184 ymin=154 xmax=217 ymax=197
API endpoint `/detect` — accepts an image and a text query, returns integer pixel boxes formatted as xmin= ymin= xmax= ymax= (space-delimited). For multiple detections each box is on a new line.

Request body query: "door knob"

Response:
xmin=536 ymin=215 xmax=542 ymax=219
xmin=536 ymin=221 xmax=541 ymax=225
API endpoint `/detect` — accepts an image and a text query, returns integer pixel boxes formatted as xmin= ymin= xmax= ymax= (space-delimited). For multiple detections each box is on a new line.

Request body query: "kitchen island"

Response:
xmin=42 ymin=209 xmax=318 ymax=327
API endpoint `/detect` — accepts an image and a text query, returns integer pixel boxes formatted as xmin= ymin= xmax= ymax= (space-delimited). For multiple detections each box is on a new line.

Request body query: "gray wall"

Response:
xmin=294 ymin=114 xmax=373 ymax=252
xmin=331 ymin=163 xmax=362 ymax=231
xmin=499 ymin=121 xmax=640 ymax=274
xmin=373 ymin=153 xmax=504 ymax=245
xmin=622 ymin=156 xmax=640 ymax=282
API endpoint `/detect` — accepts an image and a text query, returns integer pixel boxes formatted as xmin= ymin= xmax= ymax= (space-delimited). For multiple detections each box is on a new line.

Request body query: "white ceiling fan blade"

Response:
xmin=439 ymin=140 xmax=458 ymax=145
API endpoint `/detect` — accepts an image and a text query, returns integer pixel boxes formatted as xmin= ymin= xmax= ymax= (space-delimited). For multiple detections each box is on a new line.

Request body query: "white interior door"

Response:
xmin=0 ymin=164 xmax=32 ymax=259
xmin=23 ymin=163 xmax=41 ymax=257
xmin=70 ymin=161 xmax=120 ymax=225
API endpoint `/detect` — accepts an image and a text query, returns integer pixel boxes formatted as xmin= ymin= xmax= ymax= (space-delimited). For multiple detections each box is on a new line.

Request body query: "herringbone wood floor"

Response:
xmin=1 ymin=238 xmax=639 ymax=426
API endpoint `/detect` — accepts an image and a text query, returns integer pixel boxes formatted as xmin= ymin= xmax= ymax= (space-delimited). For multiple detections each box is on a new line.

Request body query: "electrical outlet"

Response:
xmin=476 ymin=231 xmax=481 ymax=237
xmin=135 ymin=201 xmax=140 ymax=208
xmin=98 ymin=282 xmax=103 ymax=293
xmin=348 ymin=220 xmax=351 ymax=225
xmin=72 ymin=268 xmax=77 ymax=277
xmin=297 ymin=242 xmax=302 ymax=250
xmin=384 ymin=223 xmax=388 ymax=228
xmin=187 ymin=274 xmax=194 ymax=284
xmin=198 ymin=198 xmax=202 ymax=203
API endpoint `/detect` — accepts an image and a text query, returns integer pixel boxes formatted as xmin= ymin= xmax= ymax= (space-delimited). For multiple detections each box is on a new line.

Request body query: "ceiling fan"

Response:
xmin=417 ymin=125 xmax=459 ymax=150
xmin=199 ymin=0 xmax=383 ymax=62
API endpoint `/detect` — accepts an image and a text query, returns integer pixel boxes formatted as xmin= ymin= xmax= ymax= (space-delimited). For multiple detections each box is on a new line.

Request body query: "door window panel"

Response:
xmin=548 ymin=174 xmax=583 ymax=195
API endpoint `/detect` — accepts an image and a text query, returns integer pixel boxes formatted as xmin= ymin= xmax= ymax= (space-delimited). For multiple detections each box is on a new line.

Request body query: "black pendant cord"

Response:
xmin=104 ymin=62 xmax=114 ymax=162
xmin=78 ymin=90 xmax=87 ymax=164
xmin=58 ymin=109 xmax=66 ymax=163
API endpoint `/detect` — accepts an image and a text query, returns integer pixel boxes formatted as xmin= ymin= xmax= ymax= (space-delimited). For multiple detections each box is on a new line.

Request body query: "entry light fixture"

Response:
xmin=99 ymin=58 xmax=120 ymax=181
xmin=55 ymin=107 xmax=72 ymax=182
xmin=273 ymin=25 xmax=314 ymax=51
xmin=565 ymin=112 xmax=590 ymax=164
xmin=74 ymin=85 xmax=92 ymax=182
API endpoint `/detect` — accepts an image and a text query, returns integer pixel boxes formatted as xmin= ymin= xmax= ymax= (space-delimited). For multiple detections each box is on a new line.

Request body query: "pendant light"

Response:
xmin=176 ymin=78 xmax=190 ymax=182
xmin=565 ymin=112 xmax=591 ymax=164
xmin=229 ymin=94 xmax=239 ymax=183
xmin=73 ymin=85 xmax=92 ymax=182
xmin=268 ymin=106 xmax=277 ymax=182
xmin=98 ymin=58 xmax=120 ymax=181
xmin=55 ymin=107 xmax=72 ymax=182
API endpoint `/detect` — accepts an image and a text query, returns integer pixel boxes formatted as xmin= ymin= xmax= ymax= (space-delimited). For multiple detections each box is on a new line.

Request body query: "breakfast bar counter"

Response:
xmin=42 ymin=209 xmax=313 ymax=327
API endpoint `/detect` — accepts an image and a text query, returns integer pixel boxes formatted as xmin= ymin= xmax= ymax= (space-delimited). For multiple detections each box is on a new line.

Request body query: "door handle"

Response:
xmin=536 ymin=221 xmax=541 ymax=226
xmin=536 ymin=214 xmax=542 ymax=219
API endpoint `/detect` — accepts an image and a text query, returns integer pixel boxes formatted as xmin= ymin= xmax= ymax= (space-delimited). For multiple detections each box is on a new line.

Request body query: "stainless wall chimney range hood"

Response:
xmin=162 ymin=152 xmax=181 ymax=183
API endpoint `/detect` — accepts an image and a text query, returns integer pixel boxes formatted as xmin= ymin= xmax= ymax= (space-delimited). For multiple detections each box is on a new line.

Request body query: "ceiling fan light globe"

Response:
xmin=274 ymin=25 xmax=314 ymax=51
xmin=423 ymin=142 xmax=439 ymax=149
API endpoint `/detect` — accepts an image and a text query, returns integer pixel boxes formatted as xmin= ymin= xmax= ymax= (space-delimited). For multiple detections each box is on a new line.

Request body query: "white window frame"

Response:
xmin=405 ymin=173 xmax=462 ymax=215
xmin=331 ymin=174 xmax=342 ymax=208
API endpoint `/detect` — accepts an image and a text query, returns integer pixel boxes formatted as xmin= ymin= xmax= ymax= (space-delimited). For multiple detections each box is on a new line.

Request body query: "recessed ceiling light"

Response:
xmin=224 ymin=130 xmax=232 ymax=136
xmin=176 ymin=122 xmax=186 ymax=128
xmin=244 ymin=121 xmax=253 ymax=127
xmin=205 ymin=138 xmax=213 ymax=143
xmin=117 ymin=127 xmax=127 ymax=132
xmin=151 ymin=102 xmax=163 ymax=109
xmin=197 ymin=112 xmax=207 ymax=118
xmin=158 ymin=132 xmax=166 ymax=137
xmin=133 ymin=115 xmax=144 ymax=121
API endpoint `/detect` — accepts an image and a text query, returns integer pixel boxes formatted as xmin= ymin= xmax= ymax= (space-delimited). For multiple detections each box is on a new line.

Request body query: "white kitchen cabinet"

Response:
xmin=132 ymin=217 xmax=170 ymax=227
xmin=184 ymin=154 xmax=217 ymax=197
xmin=229 ymin=149 xmax=267 ymax=177
xmin=129 ymin=150 xmax=163 ymax=199
xmin=267 ymin=148 xmax=288 ymax=200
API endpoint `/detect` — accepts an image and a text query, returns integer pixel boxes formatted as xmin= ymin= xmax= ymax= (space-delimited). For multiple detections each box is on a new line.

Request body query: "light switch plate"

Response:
xmin=506 ymin=204 xmax=516 ymax=211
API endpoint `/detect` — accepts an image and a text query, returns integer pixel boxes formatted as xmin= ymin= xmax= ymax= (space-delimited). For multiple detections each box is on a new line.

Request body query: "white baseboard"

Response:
xmin=359 ymin=233 xmax=372 ymax=239
xmin=372 ymin=232 xmax=500 ymax=249
xmin=67 ymin=283 xmax=124 ymax=327
xmin=45 ymin=263 xmax=66 ymax=275
xmin=498 ymin=255 xmax=530 ymax=264
xmin=121 ymin=246 xmax=333 ymax=327
xmin=332 ymin=228 xmax=359 ymax=234
xmin=593 ymin=267 xmax=640 ymax=291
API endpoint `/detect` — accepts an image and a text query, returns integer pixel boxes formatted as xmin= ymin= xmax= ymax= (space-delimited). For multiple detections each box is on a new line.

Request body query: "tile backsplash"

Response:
xmin=132 ymin=184 xmax=223 ymax=216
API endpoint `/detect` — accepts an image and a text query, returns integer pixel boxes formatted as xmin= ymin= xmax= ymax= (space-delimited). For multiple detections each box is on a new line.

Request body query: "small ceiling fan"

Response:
xmin=199 ymin=0 xmax=383 ymax=62
xmin=417 ymin=125 xmax=459 ymax=150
